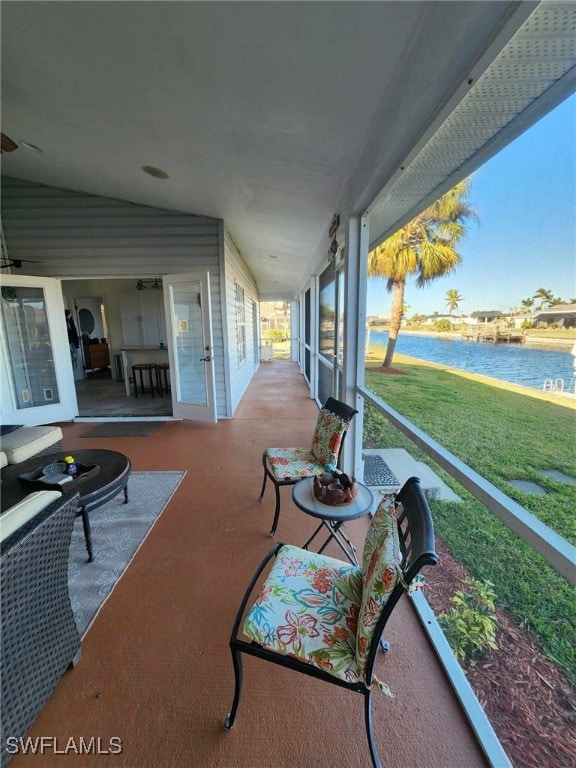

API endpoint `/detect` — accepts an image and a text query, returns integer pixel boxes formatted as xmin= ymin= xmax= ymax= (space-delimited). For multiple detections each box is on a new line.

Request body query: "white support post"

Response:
xmin=290 ymin=299 xmax=299 ymax=362
xmin=310 ymin=275 xmax=318 ymax=401
xmin=298 ymin=293 xmax=305 ymax=375
xmin=341 ymin=213 xmax=370 ymax=479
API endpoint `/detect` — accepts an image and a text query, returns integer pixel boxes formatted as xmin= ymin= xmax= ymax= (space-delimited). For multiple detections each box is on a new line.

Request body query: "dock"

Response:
xmin=462 ymin=324 xmax=526 ymax=344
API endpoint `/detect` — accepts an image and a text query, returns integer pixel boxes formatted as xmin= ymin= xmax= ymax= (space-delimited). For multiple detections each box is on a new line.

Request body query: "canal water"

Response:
xmin=368 ymin=331 xmax=575 ymax=392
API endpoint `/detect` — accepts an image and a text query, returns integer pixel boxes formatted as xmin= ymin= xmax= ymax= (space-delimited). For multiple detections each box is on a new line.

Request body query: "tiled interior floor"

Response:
xmin=75 ymin=373 xmax=172 ymax=417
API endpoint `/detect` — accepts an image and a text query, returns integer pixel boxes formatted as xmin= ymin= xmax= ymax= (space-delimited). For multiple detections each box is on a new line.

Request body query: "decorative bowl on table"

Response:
xmin=313 ymin=472 xmax=359 ymax=506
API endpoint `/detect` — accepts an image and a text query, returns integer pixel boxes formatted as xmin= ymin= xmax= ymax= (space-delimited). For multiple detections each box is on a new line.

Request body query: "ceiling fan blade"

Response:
xmin=0 ymin=259 xmax=44 ymax=269
xmin=0 ymin=258 xmax=43 ymax=264
xmin=1 ymin=133 xmax=19 ymax=153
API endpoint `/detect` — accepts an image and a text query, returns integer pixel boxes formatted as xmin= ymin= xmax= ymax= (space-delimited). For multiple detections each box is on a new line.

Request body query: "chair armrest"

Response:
xmin=0 ymin=490 xmax=62 ymax=544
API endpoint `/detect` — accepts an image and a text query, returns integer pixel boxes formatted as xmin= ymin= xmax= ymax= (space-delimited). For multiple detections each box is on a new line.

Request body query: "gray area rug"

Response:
xmin=80 ymin=422 xmax=167 ymax=438
xmin=68 ymin=471 xmax=185 ymax=637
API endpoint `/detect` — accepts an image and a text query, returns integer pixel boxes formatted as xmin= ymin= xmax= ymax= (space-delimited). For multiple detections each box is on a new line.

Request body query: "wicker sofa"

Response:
xmin=0 ymin=491 xmax=81 ymax=767
xmin=0 ymin=425 xmax=63 ymax=466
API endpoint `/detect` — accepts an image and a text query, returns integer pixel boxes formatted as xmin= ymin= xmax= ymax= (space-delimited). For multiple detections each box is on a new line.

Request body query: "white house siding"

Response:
xmin=0 ymin=176 xmax=232 ymax=417
xmin=222 ymin=228 xmax=259 ymax=416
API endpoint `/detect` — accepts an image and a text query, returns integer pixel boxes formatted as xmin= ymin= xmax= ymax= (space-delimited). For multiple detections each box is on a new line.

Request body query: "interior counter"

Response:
xmin=121 ymin=348 xmax=169 ymax=396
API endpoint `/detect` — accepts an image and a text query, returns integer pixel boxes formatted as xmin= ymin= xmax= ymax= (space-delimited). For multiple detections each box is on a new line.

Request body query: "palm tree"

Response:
xmin=280 ymin=301 xmax=290 ymax=336
xmin=520 ymin=297 xmax=534 ymax=312
xmin=368 ymin=179 xmax=475 ymax=368
xmin=445 ymin=289 xmax=463 ymax=329
xmin=532 ymin=288 xmax=553 ymax=309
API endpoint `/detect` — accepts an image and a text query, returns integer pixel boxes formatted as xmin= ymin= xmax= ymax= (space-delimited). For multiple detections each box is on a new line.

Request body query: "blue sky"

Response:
xmin=367 ymin=92 xmax=576 ymax=317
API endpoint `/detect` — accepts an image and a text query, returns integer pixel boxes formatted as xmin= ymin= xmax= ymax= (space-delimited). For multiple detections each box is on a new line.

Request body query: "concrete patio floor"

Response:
xmin=10 ymin=361 xmax=487 ymax=768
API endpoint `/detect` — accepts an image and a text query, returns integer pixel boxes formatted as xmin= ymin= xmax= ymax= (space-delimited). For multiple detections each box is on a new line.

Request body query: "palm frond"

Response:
xmin=369 ymin=236 xmax=418 ymax=282
xmin=435 ymin=219 xmax=467 ymax=243
xmin=416 ymin=241 xmax=461 ymax=286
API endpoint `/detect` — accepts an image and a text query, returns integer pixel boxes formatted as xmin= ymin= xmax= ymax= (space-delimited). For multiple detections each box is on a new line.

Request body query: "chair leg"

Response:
xmin=269 ymin=481 xmax=281 ymax=537
xmin=258 ymin=454 xmax=282 ymax=537
xmin=224 ymin=647 xmax=244 ymax=731
xmin=258 ymin=462 xmax=268 ymax=502
xmin=364 ymin=689 xmax=383 ymax=768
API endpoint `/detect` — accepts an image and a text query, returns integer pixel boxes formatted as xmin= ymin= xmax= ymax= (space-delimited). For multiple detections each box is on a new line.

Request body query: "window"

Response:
xmin=318 ymin=262 xmax=335 ymax=361
xmin=304 ymin=288 xmax=311 ymax=382
xmin=235 ymin=282 xmax=246 ymax=362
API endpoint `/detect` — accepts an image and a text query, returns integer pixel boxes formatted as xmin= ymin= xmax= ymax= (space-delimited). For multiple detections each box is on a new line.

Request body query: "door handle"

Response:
xmin=200 ymin=356 xmax=211 ymax=362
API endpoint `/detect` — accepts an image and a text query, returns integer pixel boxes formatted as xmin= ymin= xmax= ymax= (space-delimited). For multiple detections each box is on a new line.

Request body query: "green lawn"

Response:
xmin=363 ymin=359 xmax=576 ymax=680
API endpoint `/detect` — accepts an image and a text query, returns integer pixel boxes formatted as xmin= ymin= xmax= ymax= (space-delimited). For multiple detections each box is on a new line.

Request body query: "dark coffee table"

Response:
xmin=0 ymin=449 xmax=131 ymax=563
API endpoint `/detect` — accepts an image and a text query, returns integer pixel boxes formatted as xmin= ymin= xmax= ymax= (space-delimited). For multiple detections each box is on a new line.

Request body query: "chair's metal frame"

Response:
xmin=258 ymin=397 xmax=358 ymax=536
xmin=225 ymin=477 xmax=438 ymax=768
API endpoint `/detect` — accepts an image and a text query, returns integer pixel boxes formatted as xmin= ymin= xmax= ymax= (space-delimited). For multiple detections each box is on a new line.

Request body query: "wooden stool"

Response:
xmin=132 ymin=363 xmax=158 ymax=398
xmin=157 ymin=363 xmax=170 ymax=396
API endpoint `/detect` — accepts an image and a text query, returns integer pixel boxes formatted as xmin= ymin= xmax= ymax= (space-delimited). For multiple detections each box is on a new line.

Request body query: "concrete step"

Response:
xmin=362 ymin=448 xmax=461 ymax=502
xmin=414 ymin=461 xmax=462 ymax=502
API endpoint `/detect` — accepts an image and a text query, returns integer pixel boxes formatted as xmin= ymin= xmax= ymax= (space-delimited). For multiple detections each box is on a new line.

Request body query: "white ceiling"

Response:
xmin=2 ymin=1 xmax=572 ymax=300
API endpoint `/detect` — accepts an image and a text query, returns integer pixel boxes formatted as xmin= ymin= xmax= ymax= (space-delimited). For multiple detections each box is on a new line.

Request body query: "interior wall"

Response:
xmin=62 ymin=278 xmax=148 ymax=375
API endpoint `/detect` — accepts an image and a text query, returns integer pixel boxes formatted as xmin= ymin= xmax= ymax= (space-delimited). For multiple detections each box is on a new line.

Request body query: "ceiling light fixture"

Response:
xmin=136 ymin=278 xmax=162 ymax=290
xmin=327 ymin=213 xmax=341 ymax=263
xmin=328 ymin=214 xmax=340 ymax=239
xmin=142 ymin=165 xmax=170 ymax=180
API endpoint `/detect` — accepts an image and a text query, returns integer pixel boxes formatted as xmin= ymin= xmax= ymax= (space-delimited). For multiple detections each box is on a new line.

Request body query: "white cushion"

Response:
xmin=0 ymin=426 xmax=63 ymax=464
xmin=0 ymin=451 xmax=7 ymax=469
xmin=0 ymin=490 xmax=62 ymax=544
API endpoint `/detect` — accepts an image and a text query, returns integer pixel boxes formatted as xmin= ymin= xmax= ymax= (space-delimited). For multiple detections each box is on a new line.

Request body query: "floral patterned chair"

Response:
xmin=225 ymin=476 xmax=438 ymax=768
xmin=258 ymin=397 xmax=358 ymax=536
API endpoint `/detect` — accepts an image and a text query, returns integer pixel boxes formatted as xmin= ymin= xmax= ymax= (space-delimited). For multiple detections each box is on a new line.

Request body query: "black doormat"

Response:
xmin=362 ymin=454 xmax=400 ymax=487
xmin=81 ymin=422 xmax=167 ymax=438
